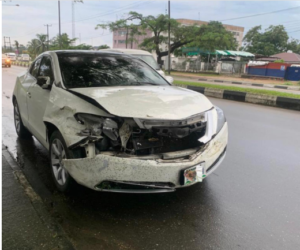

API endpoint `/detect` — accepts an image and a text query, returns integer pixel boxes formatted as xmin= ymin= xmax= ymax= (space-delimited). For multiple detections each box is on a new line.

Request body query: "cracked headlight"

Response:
xmin=215 ymin=106 xmax=226 ymax=134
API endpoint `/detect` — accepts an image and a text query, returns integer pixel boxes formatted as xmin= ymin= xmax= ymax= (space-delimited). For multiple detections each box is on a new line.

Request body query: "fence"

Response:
xmin=171 ymin=60 xmax=247 ymax=75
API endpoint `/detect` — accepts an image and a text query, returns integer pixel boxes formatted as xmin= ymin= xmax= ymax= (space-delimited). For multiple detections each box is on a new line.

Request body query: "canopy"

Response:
xmin=225 ymin=50 xmax=254 ymax=57
xmin=182 ymin=47 xmax=255 ymax=57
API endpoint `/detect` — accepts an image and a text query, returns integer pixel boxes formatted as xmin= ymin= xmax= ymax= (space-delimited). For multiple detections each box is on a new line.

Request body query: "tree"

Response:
xmin=287 ymin=39 xmax=300 ymax=54
xmin=14 ymin=40 xmax=19 ymax=54
xmin=97 ymin=12 xmax=237 ymax=65
xmin=242 ymin=25 xmax=289 ymax=56
xmin=190 ymin=21 xmax=238 ymax=51
xmin=98 ymin=44 xmax=110 ymax=49
xmin=50 ymin=33 xmax=76 ymax=50
xmin=70 ymin=43 xmax=93 ymax=50
xmin=97 ymin=12 xmax=195 ymax=64
xmin=27 ymin=34 xmax=47 ymax=59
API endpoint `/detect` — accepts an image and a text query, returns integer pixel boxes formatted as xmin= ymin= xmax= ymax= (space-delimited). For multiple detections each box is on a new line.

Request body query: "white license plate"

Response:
xmin=183 ymin=164 xmax=206 ymax=185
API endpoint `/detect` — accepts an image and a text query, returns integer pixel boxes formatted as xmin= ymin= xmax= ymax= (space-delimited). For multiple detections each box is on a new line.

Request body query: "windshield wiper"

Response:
xmin=133 ymin=82 xmax=161 ymax=86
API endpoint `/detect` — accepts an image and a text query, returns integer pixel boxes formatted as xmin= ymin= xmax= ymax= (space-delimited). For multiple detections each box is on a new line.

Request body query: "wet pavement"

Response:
xmin=2 ymin=66 xmax=300 ymax=250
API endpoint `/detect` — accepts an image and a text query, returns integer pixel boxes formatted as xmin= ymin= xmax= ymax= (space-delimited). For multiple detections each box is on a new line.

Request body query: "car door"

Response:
xmin=16 ymin=57 xmax=42 ymax=128
xmin=27 ymin=55 xmax=54 ymax=146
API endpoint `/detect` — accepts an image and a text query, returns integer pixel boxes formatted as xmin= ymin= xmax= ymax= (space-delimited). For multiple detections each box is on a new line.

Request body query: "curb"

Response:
xmin=11 ymin=61 xmax=30 ymax=68
xmin=178 ymin=85 xmax=300 ymax=111
xmin=197 ymin=78 xmax=300 ymax=91
xmin=2 ymin=148 xmax=75 ymax=250
xmin=172 ymin=75 xmax=300 ymax=91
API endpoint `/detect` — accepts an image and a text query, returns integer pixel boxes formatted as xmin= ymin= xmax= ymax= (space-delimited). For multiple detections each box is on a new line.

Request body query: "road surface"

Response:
xmin=2 ymin=66 xmax=300 ymax=250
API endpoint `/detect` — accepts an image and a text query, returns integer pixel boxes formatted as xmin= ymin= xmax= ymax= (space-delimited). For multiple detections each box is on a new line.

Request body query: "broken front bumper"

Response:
xmin=63 ymin=122 xmax=228 ymax=193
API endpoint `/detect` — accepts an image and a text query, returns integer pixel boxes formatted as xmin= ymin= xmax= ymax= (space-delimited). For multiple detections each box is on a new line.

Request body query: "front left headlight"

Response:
xmin=215 ymin=106 xmax=226 ymax=134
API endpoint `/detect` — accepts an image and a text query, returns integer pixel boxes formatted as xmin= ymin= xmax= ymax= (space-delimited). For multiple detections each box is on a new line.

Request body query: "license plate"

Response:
xmin=183 ymin=164 xmax=206 ymax=185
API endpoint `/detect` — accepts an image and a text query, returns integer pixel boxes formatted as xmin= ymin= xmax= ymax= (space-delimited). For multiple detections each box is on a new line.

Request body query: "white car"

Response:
xmin=100 ymin=49 xmax=174 ymax=83
xmin=19 ymin=54 xmax=31 ymax=62
xmin=13 ymin=50 xmax=228 ymax=193
xmin=5 ymin=53 xmax=17 ymax=61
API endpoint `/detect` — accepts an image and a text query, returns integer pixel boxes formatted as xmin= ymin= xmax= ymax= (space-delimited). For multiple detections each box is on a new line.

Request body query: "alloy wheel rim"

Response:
xmin=14 ymin=105 xmax=20 ymax=133
xmin=51 ymin=139 xmax=68 ymax=186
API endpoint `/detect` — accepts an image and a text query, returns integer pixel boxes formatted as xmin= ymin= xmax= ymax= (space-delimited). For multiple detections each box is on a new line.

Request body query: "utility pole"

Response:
xmin=58 ymin=1 xmax=61 ymax=49
xmin=168 ymin=0 xmax=171 ymax=75
xmin=3 ymin=37 xmax=12 ymax=51
xmin=44 ymin=24 xmax=52 ymax=50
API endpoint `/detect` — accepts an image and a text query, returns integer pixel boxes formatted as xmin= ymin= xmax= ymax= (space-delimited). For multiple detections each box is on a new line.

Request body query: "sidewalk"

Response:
xmin=2 ymin=149 xmax=74 ymax=250
xmin=171 ymin=72 xmax=300 ymax=91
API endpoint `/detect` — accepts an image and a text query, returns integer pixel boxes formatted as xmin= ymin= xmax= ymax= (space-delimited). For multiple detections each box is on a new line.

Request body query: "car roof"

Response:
xmin=100 ymin=49 xmax=152 ymax=55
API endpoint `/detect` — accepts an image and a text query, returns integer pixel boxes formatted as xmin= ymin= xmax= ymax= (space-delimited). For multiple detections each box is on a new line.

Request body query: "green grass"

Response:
xmin=171 ymin=72 xmax=221 ymax=77
xmin=174 ymin=80 xmax=300 ymax=99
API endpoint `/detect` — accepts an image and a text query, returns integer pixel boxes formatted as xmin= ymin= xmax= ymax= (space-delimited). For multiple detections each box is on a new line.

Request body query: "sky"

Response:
xmin=2 ymin=0 xmax=300 ymax=49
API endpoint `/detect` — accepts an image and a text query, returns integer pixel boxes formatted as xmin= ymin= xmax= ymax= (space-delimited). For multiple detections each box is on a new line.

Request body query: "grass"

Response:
xmin=171 ymin=71 xmax=221 ymax=77
xmin=174 ymin=80 xmax=300 ymax=99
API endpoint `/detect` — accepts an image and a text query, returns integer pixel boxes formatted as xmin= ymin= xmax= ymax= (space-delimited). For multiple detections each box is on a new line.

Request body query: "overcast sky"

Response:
xmin=2 ymin=0 xmax=300 ymax=48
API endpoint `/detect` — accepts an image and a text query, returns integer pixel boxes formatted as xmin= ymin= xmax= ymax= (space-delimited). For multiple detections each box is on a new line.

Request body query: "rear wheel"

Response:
xmin=49 ymin=131 xmax=77 ymax=192
xmin=13 ymin=100 xmax=32 ymax=138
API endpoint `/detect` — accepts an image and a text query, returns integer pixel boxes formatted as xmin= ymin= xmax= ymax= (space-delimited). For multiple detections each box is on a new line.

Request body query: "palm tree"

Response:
xmin=14 ymin=40 xmax=19 ymax=54
xmin=27 ymin=34 xmax=47 ymax=59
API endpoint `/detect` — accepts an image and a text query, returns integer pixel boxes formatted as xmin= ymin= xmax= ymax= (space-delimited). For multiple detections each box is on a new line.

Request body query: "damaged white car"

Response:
xmin=13 ymin=51 xmax=228 ymax=193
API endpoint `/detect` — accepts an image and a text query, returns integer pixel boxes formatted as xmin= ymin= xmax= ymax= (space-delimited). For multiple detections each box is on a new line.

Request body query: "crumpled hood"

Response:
xmin=70 ymin=86 xmax=213 ymax=119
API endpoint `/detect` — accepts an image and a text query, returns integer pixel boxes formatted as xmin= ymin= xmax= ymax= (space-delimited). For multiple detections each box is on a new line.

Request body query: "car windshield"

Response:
xmin=133 ymin=55 xmax=160 ymax=70
xmin=57 ymin=53 xmax=168 ymax=89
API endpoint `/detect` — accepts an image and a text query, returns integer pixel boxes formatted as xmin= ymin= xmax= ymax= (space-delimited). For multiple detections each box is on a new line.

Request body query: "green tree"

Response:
xmin=98 ymin=44 xmax=110 ymax=49
xmin=190 ymin=21 xmax=238 ymax=51
xmin=287 ymin=39 xmax=300 ymax=54
xmin=14 ymin=40 xmax=20 ymax=54
xmin=70 ymin=43 xmax=93 ymax=50
xmin=97 ymin=12 xmax=194 ymax=64
xmin=27 ymin=34 xmax=47 ymax=59
xmin=50 ymin=33 xmax=77 ymax=50
xmin=242 ymin=25 xmax=289 ymax=56
xmin=97 ymin=12 xmax=237 ymax=65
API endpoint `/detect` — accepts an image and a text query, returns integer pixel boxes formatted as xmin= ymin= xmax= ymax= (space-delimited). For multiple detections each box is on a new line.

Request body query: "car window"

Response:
xmin=37 ymin=56 xmax=54 ymax=83
xmin=133 ymin=55 xmax=160 ymax=70
xmin=57 ymin=53 xmax=168 ymax=89
xmin=30 ymin=57 xmax=42 ymax=78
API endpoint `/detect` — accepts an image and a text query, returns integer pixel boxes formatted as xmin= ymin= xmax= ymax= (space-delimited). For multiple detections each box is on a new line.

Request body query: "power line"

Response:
xmin=219 ymin=6 xmax=300 ymax=22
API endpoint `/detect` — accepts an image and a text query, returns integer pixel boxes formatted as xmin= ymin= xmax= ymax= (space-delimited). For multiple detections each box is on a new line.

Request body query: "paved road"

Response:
xmin=3 ymin=66 xmax=300 ymax=250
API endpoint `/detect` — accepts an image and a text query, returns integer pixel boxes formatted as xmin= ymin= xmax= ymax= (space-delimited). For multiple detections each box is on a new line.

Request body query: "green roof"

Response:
xmin=182 ymin=47 xmax=254 ymax=57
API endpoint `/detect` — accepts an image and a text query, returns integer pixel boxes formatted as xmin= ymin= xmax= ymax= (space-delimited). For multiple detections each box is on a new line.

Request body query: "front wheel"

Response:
xmin=49 ymin=131 xmax=76 ymax=192
xmin=13 ymin=100 xmax=32 ymax=138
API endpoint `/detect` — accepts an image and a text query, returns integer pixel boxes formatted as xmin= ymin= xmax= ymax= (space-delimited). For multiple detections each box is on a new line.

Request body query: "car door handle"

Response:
xmin=27 ymin=92 xmax=31 ymax=98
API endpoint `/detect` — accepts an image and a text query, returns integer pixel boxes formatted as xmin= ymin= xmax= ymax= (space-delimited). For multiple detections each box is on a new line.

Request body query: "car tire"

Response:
xmin=49 ymin=130 xmax=77 ymax=193
xmin=13 ymin=99 xmax=32 ymax=138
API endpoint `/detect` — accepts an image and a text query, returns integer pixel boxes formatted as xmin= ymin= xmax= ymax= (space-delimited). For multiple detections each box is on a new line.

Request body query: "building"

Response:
xmin=113 ymin=29 xmax=152 ymax=49
xmin=271 ymin=51 xmax=300 ymax=64
xmin=112 ymin=19 xmax=244 ymax=49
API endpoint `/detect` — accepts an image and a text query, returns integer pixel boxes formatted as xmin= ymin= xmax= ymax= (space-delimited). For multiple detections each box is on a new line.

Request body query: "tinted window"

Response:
xmin=38 ymin=56 xmax=54 ymax=83
xmin=57 ymin=54 xmax=168 ymax=89
xmin=30 ymin=57 xmax=42 ymax=78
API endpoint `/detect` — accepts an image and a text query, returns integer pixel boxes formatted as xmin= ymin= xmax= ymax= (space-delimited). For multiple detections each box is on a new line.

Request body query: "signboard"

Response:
xmin=280 ymin=65 xmax=285 ymax=71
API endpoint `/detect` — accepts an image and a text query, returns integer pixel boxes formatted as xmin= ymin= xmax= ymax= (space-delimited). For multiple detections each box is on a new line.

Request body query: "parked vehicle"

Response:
xmin=5 ymin=53 xmax=17 ymax=61
xmin=101 ymin=49 xmax=174 ymax=83
xmin=2 ymin=54 xmax=11 ymax=67
xmin=13 ymin=50 xmax=228 ymax=193
xmin=19 ymin=54 xmax=31 ymax=62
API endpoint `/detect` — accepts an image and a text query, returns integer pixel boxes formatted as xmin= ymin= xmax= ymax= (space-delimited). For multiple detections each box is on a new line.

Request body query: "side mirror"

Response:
xmin=37 ymin=76 xmax=52 ymax=89
xmin=164 ymin=76 xmax=174 ymax=84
